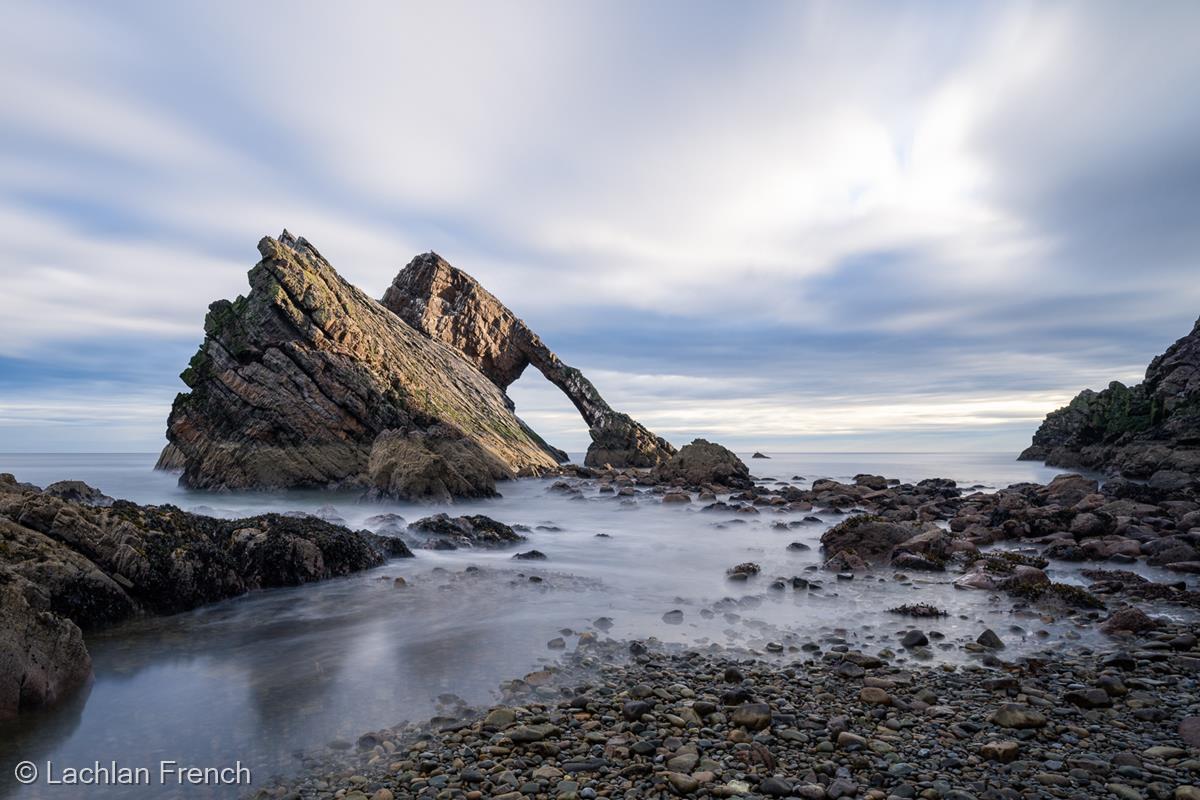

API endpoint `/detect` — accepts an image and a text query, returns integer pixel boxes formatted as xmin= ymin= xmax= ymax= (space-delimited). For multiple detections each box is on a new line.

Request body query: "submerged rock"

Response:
xmin=725 ymin=562 xmax=761 ymax=579
xmin=382 ymin=251 xmax=674 ymax=468
xmin=159 ymin=232 xmax=563 ymax=500
xmin=362 ymin=513 xmax=407 ymax=535
xmin=888 ymin=603 xmax=947 ymax=618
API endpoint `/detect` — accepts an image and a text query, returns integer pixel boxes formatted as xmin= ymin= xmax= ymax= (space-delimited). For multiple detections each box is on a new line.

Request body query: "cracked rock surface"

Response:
xmin=160 ymin=232 xmax=564 ymax=499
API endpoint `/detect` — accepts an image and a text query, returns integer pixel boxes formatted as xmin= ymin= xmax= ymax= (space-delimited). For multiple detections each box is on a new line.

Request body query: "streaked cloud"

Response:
xmin=1 ymin=0 xmax=1197 ymax=452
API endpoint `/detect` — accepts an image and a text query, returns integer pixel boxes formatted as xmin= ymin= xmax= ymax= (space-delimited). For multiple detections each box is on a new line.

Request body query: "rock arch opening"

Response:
xmin=380 ymin=252 xmax=676 ymax=467
xmin=507 ymin=368 xmax=592 ymax=461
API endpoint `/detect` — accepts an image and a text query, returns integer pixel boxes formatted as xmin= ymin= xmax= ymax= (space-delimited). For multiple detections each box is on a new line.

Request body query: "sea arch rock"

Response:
xmin=381 ymin=252 xmax=676 ymax=467
xmin=158 ymin=232 xmax=563 ymax=499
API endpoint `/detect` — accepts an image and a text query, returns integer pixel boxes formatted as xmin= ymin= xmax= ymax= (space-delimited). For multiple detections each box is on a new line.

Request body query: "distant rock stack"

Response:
xmin=1021 ymin=315 xmax=1200 ymax=482
xmin=157 ymin=232 xmax=564 ymax=500
xmin=382 ymin=252 xmax=676 ymax=468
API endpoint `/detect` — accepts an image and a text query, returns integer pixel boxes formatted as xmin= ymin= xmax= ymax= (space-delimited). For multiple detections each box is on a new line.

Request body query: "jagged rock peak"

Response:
xmin=382 ymin=252 xmax=676 ymax=468
xmin=383 ymin=251 xmax=542 ymax=389
xmin=276 ymin=228 xmax=324 ymax=261
xmin=1020 ymin=315 xmax=1200 ymax=480
xmin=158 ymin=232 xmax=563 ymax=499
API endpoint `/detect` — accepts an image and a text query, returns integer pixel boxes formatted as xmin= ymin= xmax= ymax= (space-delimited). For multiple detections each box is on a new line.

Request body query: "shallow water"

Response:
xmin=0 ymin=452 xmax=1177 ymax=799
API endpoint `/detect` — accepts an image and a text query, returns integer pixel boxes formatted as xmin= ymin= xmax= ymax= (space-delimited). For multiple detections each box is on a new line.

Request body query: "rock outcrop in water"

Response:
xmin=0 ymin=474 xmax=411 ymax=717
xmin=382 ymin=252 xmax=675 ymax=468
xmin=406 ymin=513 xmax=525 ymax=550
xmin=1021 ymin=315 xmax=1200 ymax=480
xmin=651 ymin=438 xmax=752 ymax=490
xmin=160 ymin=232 xmax=564 ymax=500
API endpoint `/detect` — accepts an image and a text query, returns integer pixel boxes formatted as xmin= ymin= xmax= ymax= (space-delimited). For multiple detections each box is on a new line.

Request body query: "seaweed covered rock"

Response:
xmin=406 ymin=514 xmax=525 ymax=549
xmin=0 ymin=474 xmax=412 ymax=716
xmin=1021 ymin=315 xmax=1200 ymax=479
xmin=889 ymin=528 xmax=965 ymax=570
xmin=159 ymin=232 xmax=563 ymax=499
xmin=0 ymin=479 xmax=410 ymax=615
xmin=0 ymin=516 xmax=134 ymax=627
xmin=382 ymin=252 xmax=674 ymax=468
xmin=652 ymin=439 xmax=752 ymax=490
xmin=43 ymin=480 xmax=114 ymax=507
xmin=820 ymin=515 xmax=922 ymax=562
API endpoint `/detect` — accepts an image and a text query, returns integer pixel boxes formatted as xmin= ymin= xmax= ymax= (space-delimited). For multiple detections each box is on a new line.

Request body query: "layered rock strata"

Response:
xmin=160 ymin=233 xmax=563 ymax=500
xmin=382 ymin=252 xmax=675 ymax=468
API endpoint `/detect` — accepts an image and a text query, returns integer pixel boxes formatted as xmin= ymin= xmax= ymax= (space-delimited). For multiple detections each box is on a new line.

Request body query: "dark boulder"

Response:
xmin=652 ymin=439 xmax=752 ymax=490
xmin=43 ymin=481 xmax=113 ymax=508
xmin=821 ymin=515 xmax=921 ymax=562
xmin=408 ymin=514 xmax=524 ymax=549
xmin=1100 ymin=606 xmax=1160 ymax=635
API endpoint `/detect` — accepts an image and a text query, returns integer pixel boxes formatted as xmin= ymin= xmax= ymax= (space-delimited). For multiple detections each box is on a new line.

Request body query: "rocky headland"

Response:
xmin=1021 ymin=315 xmax=1200 ymax=480
xmin=0 ymin=474 xmax=410 ymax=719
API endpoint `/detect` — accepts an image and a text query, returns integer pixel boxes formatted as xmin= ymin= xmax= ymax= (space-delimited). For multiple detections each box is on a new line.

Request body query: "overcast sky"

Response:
xmin=1 ymin=0 xmax=1198 ymax=454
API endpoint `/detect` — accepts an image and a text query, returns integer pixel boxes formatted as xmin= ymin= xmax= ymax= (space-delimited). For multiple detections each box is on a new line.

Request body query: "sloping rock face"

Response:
xmin=0 ymin=474 xmax=410 ymax=717
xmin=161 ymin=233 xmax=562 ymax=500
xmin=1021 ymin=316 xmax=1200 ymax=479
xmin=382 ymin=252 xmax=675 ymax=468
